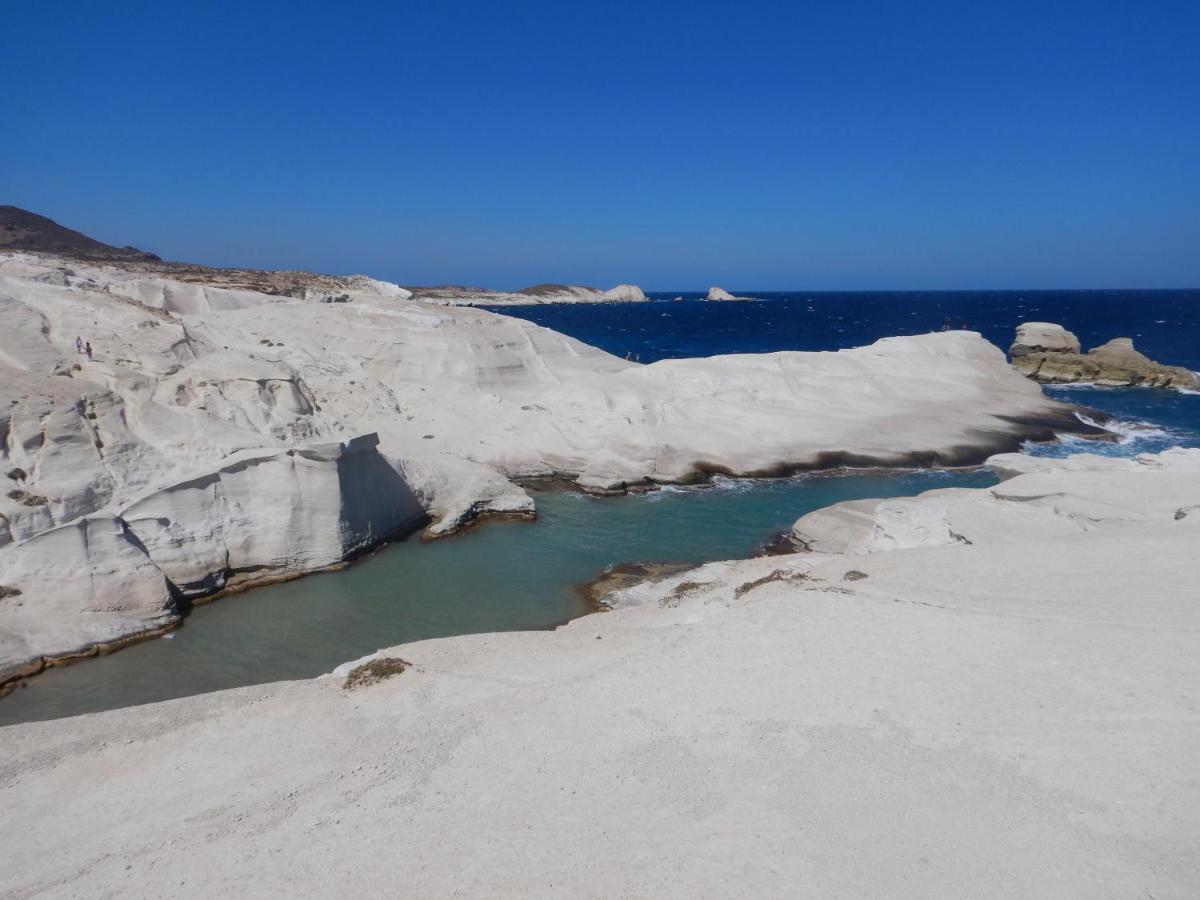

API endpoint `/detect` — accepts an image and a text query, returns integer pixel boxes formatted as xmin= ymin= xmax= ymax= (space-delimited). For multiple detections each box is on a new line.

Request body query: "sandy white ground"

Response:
xmin=1 ymin=253 xmax=1085 ymax=681
xmin=1 ymin=449 xmax=1197 ymax=898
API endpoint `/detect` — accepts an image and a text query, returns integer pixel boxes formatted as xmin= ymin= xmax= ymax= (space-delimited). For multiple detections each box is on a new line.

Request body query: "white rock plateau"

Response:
xmin=2 ymin=450 xmax=1197 ymax=896
xmin=412 ymin=282 xmax=647 ymax=305
xmin=1 ymin=251 xmax=1089 ymax=682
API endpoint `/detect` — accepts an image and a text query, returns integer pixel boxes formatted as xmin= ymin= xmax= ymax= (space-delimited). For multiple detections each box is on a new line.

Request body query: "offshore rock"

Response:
xmin=1009 ymin=323 xmax=1198 ymax=388
xmin=1009 ymin=321 xmax=1081 ymax=357
xmin=706 ymin=285 xmax=751 ymax=301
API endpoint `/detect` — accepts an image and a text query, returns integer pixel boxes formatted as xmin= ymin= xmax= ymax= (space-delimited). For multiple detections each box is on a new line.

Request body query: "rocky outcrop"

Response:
xmin=1009 ymin=321 xmax=1081 ymax=356
xmin=705 ymin=285 xmax=751 ymax=301
xmin=599 ymin=283 xmax=647 ymax=302
xmin=119 ymin=434 xmax=427 ymax=598
xmin=0 ymin=516 xmax=177 ymax=682
xmin=1009 ymin=322 xmax=1198 ymax=388
xmin=790 ymin=447 xmax=1200 ymax=555
xmin=0 ymin=434 xmax=427 ymax=683
xmin=417 ymin=282 xmax=649 ymax=306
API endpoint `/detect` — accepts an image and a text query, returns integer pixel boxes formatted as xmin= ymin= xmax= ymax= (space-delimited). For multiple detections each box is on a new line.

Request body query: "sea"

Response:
xmin=2 ymin=290 xmax=1196 ymax=725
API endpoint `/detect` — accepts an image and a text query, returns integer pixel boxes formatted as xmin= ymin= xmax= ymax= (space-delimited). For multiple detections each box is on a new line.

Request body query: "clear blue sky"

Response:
xmin=4 ymin=0 xmax=1197 ymax=289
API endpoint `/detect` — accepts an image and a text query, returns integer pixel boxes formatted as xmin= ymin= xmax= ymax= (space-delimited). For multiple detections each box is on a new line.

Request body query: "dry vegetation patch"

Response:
xmin=6 ymin=489 xmax=48 ymax=507
xmin=734 ymin=569 xmax=810 ymax=598
xmin=660 ymin=579 xmax=718 ymax=607
xmin=343 ymin=657 xmax=412 ymax=690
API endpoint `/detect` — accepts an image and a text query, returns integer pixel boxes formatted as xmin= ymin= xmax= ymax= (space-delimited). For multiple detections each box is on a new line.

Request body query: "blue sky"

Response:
xmin=4 ymin=0 xmax=1198 ymax=289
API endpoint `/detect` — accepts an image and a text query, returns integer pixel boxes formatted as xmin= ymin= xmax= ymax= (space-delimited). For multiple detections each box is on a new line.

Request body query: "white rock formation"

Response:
xmin=599 ymin=282 xmax=647 ymax=302
xmin=791 ymin=447 xmax=1200 ymax=555
xmin=414 ymin=282 xmax=648 ymax=306
xmin=0 ymin=252 xmax=1090 ymax=682
xmin=119 ymin=434 xmax=427 ymax=598
xmin=2 ymin=450 xmax=1197 ymax=896
xmin=705 ymin=285 xmax=744 ymax=301
xmin=0 ymin=435 xmax=427 ymax=681
xmin=1009 ymin=321 xmax=1082 ymax=356
xmin=0 ymin=517 xmax=176 ymax=679
xmin=1009 ymin=322 xmax=1198 ymax=388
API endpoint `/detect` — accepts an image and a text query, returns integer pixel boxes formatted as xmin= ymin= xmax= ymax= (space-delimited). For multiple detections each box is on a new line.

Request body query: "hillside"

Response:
xmin=0 ymin=205 xmax=160 ymax=261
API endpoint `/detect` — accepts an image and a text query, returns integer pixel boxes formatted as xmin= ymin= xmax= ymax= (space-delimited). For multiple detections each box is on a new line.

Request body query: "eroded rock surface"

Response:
xmin=1009 ymin=321 xmax=1081 ymax=356
xmin=705 ymin=285 xmax=753 ymax=301
xmin=790 ymin=447 xmax=1200 ymax=555
xmin=0 ymin=251 xmax=1094 ymax=682
xmin=1009 ymin=322 xmax=1198 ymax=388
xmin=412 ymin=282 xmax=647 ymax=306
xmin=0 ymin=435 xmax=426 ymax=681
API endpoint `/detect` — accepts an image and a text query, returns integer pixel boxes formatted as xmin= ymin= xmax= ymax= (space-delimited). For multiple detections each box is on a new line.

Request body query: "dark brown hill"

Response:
xmin=0 ymin=205 xmax=160 ymax=261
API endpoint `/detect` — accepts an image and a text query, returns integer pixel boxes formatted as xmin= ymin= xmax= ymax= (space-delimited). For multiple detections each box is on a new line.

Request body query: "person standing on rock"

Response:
xmin=75 ymin=336 xmax=83 ymax=354
xmin=84 ymin=341 xmax=93 ymax=360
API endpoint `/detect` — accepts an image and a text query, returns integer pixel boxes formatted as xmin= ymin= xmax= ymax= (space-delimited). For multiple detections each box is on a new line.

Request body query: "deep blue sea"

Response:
xmin=494 ymin=290 xmax=1200 ymax=456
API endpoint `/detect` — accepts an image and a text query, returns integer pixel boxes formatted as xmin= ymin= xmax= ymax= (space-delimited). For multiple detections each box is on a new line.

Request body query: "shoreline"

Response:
xmin=0 ymin=420 xmax=1106 ymax=704
xmin=0 ymin=251 xmax=1157 ymax=709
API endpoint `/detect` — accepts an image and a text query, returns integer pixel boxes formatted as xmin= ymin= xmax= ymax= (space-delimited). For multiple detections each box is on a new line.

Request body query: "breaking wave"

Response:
xmin=1025 ymin=409 xmax=1190 ymax=459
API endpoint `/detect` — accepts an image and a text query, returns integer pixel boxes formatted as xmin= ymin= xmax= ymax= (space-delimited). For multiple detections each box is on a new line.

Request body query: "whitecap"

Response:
xmin=1044 ymin=381 xmax=1102 ymax=391
xmin=1074 ymin=411 xmax=1172 ymax=442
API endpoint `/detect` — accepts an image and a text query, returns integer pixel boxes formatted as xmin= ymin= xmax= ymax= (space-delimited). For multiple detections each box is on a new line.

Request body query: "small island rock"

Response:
xmin=1009 ymin=324 xmax=1198 ymax=389
xmin=1009 ymin=322 xmax=1081 ymax=357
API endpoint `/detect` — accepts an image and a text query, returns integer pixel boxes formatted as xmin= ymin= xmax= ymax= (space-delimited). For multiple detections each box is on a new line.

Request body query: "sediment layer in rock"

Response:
xmin=1009 ymin=321 xmax=1198 ymax=388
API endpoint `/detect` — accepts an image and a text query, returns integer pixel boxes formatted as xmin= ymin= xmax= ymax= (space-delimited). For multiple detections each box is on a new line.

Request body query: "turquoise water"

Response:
xmin=0 ymin=468 xmax=996 ymax=725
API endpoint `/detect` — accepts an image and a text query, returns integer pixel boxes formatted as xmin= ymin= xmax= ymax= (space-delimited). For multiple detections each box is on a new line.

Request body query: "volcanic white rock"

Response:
xmin=1 ymin=450 xmax=1196 ymax=897
xmin=413 ymin=282 xmax=648 ymax=305
xmin=1009 ymin=321 xmax=1081 ymax=356
xmin=0 ymin=252 xmax=1091 ymax=682
xmin=706 ymin=285 xmax=742 ymax=301
xmin=599 ymin=282 xmax=647 ymax=302
xmin=791 ymin=446 xmax=1200 ymax=555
